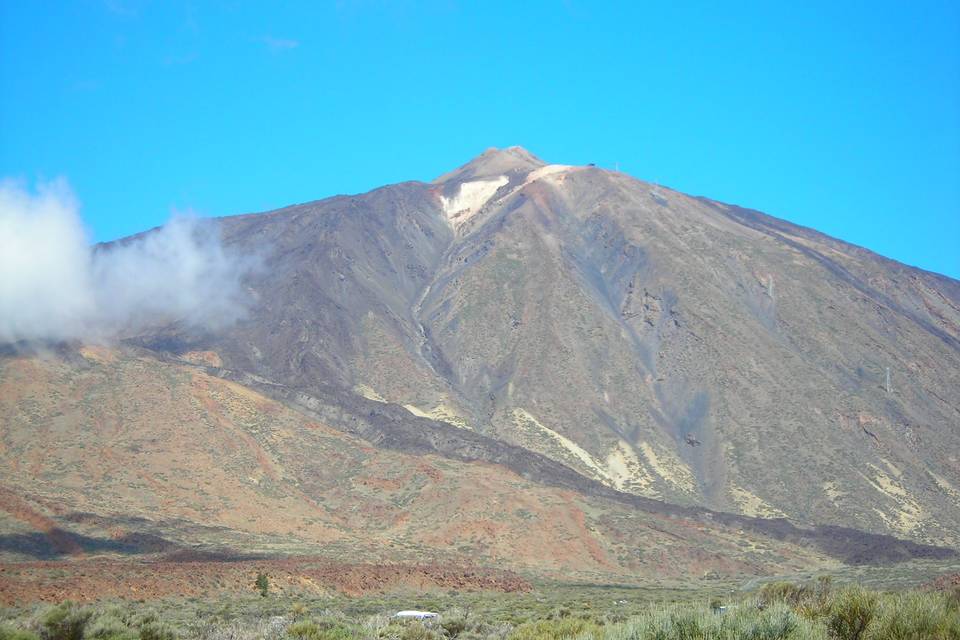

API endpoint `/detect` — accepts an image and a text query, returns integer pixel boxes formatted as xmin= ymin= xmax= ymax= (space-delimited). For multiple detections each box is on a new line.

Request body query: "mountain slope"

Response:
xmin=2 ymin=147 xmax=957 ymax=579
xmin=0 ymin=345 xmax=860 ymax=581
xmin=139 ymin=147 xmax=960 ymax=546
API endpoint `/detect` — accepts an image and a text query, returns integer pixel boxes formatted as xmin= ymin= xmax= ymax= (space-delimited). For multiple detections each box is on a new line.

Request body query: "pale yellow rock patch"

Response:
xmin=929 ymin=470 xmax=960 ymax=500
xmin=605 ymin=440 xmax=656 ymax=495
xmin=78 ymin=345 xmax=118 ymax=364
xmin=512 ymin=408 xmax=611 ymax=484
xmin=862 ymin=464 xmax=923 ymax=534
xmin=637 ymin=441 xmax=698 ymax=494
xmin=403 ymin=403 xmax=472 ymax=430
xmin=823 ymin=481 xmax=844 ymax=503
xmin=729 ymin=485 xmax=786 ymax=518
xmin=354 ymin=384 xmax=387 ymax=403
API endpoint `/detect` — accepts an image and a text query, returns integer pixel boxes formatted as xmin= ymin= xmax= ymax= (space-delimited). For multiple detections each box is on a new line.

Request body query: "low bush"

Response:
xmin=0 ymin=623 xmax=39 ymax=640
xmin=36 ymin=603 xmax=91 ymax=640
xmin=506 ymin=617 xmax=602 ymax=640
xmin=376 ymin=620 xmax=442 ymax=640
xmin=83 ymin=612 xmax=138 ymax=640
xmin=759 ymin=582 xmax=815 ymax=609
xmin=287 ymin=619 xmax=355 ymax=640
xmin=866 ymin=591 xmax=960 ymax=640
xmin=138 ymin=620 xmax=177 ymax=640
xmin=600 ymin=602 xmax=819 ymax=640
xmin=824 ymin=587 xmax=877 ymax=640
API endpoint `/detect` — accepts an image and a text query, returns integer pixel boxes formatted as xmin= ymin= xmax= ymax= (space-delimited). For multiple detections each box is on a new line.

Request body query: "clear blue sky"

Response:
xmin=2 ymin=1 xmax=958 ymax=278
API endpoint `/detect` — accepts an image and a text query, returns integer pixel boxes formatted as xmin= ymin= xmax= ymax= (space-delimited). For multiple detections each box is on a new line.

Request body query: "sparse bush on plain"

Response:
xmin=0 ymin=582 xmax=956 ymax=640
xmin=377 ymin=620 xmax=442 ymax=640
xmin=137 ymin=620 xmax=177 ymax=640
xmin=865 ymin=590 xmax=960 ymax=640
xmin=83 ymin=612 xmax=138 ymax=640
xmin=600 ymin=602 xmax=818 ymax=640
xmin=439 ymin=616 xmax=466 ymax=638
xmin=0 ymin=622 xmax=39 ymax=640
xmin=290 ymin=604 xmax=309 ymax=620
xmin=36 ymin=602 xmax=91 ymax=640
xmin=287 ymin=619 xmax=356 ymax=640
xmin=759 ymin=581 xmax=815 ymax=609
xmin=256 ymin=573 xmax=271 ymax=598
xmin=506 ymin=617 xmax=602 ymax=640
xmin=287 ymin=620 xmax=324 ymax=640
xmin=823 ymin=587 xmax=877 ymax=640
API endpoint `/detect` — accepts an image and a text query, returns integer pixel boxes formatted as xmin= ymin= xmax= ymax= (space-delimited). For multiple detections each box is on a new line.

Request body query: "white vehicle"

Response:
xmin=393 ymin=611 xmax=439 ymax=621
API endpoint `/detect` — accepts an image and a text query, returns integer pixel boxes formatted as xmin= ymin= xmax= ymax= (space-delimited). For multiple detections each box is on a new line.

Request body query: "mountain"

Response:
xmin=1 ymin=147 xmax=958 ymax=581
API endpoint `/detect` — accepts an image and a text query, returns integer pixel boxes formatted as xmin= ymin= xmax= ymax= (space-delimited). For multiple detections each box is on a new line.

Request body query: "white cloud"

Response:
xmin=0 ymin=179 xmax=254 ymax=344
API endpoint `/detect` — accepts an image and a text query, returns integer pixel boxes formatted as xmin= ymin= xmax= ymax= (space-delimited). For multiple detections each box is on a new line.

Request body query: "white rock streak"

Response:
xmin=440 ymin=176 xmax=508 ymax=223
xmin=439 ymin=165 xmax=579 ymax=228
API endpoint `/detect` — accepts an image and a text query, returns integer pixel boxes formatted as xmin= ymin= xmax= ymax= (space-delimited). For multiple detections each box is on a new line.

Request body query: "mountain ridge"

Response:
xmin=2 ymin=147 xmax=958 ymax=580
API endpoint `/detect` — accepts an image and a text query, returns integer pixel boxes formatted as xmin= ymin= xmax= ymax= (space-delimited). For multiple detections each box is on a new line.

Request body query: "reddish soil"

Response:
xmin=926 ymin=572 xmax=960 ymax=592
xmin=0 ymin=558 xmax=531 ymax=605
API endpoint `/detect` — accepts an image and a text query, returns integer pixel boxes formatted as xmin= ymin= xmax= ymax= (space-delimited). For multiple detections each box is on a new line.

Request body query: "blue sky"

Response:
xmin=2 ymin=1 xmax=958 ymax=278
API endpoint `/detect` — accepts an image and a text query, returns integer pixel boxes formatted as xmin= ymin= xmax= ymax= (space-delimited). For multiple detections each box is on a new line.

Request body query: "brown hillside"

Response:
xmin=0 ymin=346 xmax=852 ymax=582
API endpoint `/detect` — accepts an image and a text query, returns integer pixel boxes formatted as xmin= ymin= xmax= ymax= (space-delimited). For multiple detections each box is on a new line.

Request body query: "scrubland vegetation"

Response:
xmin=1 ymin=580 xmax=958 ymax=640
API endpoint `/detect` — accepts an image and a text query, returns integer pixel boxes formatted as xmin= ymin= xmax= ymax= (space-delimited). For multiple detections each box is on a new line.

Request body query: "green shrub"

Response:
xmin=37 ymin=603 xmax=91 ymax=640
xmin=83 ymin=613 xmax=137 ymax=640
xmin=507 ymin=617 xmax=602 ymax=640
xmin=454 ymin=623 xmax=512 ymax=640
xmin=375 ymin=621 xmax=442 ymax=640
xmin=817 ymin=576 xmax=834 ymax=596
xmin=0 ymin=623 xmax=40 ymax=640
xmin=441 ymin=616 xmax=467 ymax=638
xmin=825 ymin=588 xmax=877 ymax=640
xmin=603 ymin=603 xmax=814 ymax=640
xmin=945 ymin=587 xmax=960 ymax=613
xmin=866 ymin=591 xmax=960 ymax=640
xmin=287 ymin=619 xmax=355 ymax=640
xmin=760 ymin=582 xmax=815 ymax=609
xmin=290 ymin=603 xmax=309 ymax=620
xmin=255 ymin=573 xmax=270 ymax=598
xmin=136 ymin=621 xmax=176 ymax=640
xmin=287 ymin=620 xmax=322 ymax=640
xmin=737 ymin=606 xmax=801 ymax=640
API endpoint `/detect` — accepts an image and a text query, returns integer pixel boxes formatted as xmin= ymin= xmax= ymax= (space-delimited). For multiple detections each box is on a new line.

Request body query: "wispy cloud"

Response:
xmin=0 ymin=179 xmax=257 ymax=344
xmin=258 ymin=35 xmax=300 ymax=53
